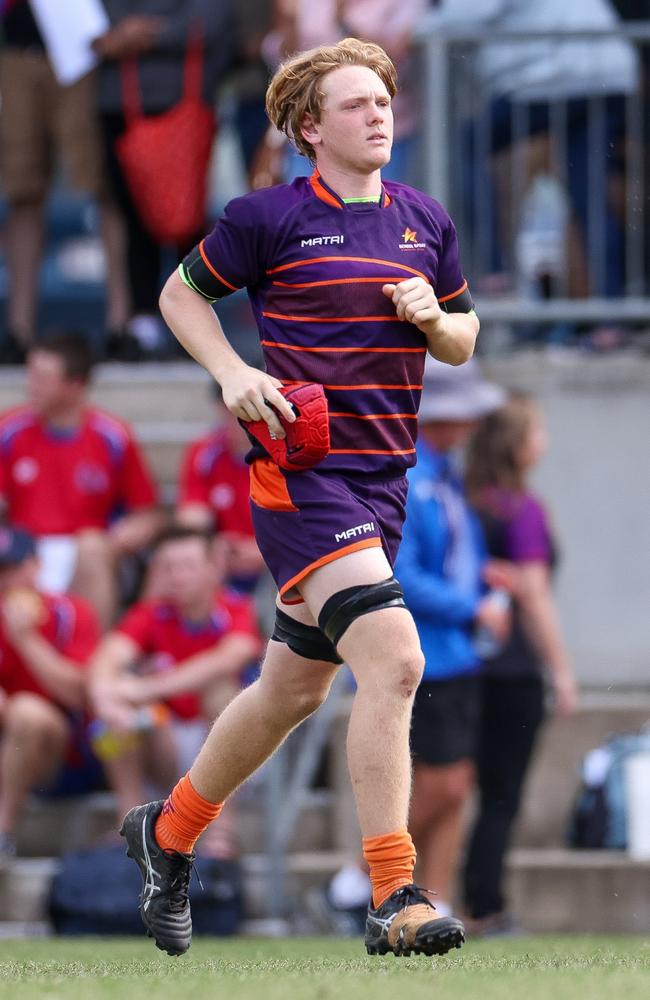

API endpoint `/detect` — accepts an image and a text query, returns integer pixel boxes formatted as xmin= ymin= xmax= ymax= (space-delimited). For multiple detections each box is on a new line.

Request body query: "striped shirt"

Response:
xmin=180 ymin=170 xmax=474 ymax=477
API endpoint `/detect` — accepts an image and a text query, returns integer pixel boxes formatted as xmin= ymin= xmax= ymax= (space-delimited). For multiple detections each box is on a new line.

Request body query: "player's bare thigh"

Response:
xmin=296 ymin=547 xmax=423 ymax=685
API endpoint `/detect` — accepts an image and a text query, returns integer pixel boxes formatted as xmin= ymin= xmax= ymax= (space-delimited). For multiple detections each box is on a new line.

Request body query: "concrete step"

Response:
xmin=15 ymin=789 xmax=333 ymax=859
xmin=506 ymin=848 xmax=650 ymax=934
xmin=0 ymin=363 xmax=214 ymax=426
xmin=1 ymin=848 xmax=648 ymax=933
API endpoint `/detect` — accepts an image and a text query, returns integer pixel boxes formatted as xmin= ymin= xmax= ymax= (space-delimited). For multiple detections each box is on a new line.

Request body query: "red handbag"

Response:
xmin=116 ymin=32 xmax=216 ymax=245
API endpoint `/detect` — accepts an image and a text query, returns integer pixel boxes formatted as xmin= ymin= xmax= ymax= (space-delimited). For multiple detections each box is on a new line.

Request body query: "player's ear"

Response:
xmin=300 ymin=113 xmax=321 ymax=147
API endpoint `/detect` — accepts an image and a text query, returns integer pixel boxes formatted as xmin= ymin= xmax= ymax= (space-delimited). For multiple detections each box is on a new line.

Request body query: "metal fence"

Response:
xmin=414 ymin=21 xmax=650 ymax=327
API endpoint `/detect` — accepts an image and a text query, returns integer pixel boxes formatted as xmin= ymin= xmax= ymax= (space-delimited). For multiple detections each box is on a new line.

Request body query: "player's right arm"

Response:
xmin=159 ymin=270 xmax=294 ymax=440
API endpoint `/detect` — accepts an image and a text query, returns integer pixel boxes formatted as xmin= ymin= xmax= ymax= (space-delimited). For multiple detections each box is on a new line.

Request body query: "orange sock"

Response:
xmin=362 ymin=827 xmax=416 ymax=908
xmin=154 ymin=773 xmax=223 ymax=855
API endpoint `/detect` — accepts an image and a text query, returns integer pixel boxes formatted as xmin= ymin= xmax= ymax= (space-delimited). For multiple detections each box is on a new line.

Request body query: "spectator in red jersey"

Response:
xmin=89 ymin=525 xmax=261 ymax=858
xmin=0 ymin=526 xmax=100 ymax=860
xmin=0 ymin=333 xmax=162 ymax=629
xmin=177 ymin=386 xmax=266 ymax=593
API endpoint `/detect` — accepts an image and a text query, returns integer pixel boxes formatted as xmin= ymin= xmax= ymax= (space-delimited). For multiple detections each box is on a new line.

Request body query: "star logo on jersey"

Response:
xmin=399 ymin=227 xmax=426 ymax=251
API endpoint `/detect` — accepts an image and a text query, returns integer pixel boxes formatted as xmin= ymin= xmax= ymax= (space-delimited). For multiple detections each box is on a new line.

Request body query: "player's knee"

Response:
xmin=317 ymin=577 xmax=407 ymax=650
xmin=393 ymin=646 xmax=425 ymax=698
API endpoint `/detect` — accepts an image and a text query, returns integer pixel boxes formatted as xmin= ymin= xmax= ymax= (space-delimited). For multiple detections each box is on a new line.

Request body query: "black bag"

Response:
xmin=49 ymin=844 xmax=243 ymax=936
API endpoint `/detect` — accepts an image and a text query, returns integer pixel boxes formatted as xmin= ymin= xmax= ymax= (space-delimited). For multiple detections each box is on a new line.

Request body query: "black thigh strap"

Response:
xmin=318 ymin=577 xmax=406 ymax=648
xmin=272 ymin=609 xmax=343 ymax=664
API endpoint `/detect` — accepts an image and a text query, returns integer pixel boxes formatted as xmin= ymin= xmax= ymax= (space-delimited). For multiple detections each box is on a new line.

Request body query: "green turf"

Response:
xmin=0 ymin=936 xmax=647 ymax=1000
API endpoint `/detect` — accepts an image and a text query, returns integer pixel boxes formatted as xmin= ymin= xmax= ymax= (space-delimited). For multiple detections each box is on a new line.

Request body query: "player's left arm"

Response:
xmin=383 ymin=278 xmax=478 ymax=365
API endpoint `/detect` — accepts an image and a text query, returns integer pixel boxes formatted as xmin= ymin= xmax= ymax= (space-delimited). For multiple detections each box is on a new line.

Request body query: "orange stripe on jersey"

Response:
xmin=261 ymin=340 xmax=426 ymax=353
xmin=262 ymin=312 xmax=405 ymax=324
xmin=324 ymin=383 xmax=423 ymax=391
xmin=438 ymin=279 xmax=468 ymax=303
xmin=266 ymin=257 xmax=429 ymax=281
xmin=272 ymin=277 xmax=404 ymax=289
xmin=329 ymin=448 xmax=417 ymax=456
xmin=249 ymin=459 xmax=297 ymax=512
xmin=199 ymin=240 xmax=240 ymax=292
xmin=329 ymin=412 xmax=418 ymax=420
xmin=271 ymin=380 xmax=424 ymax=391
xmin=280 ymin=537 xmax=382 ymax=598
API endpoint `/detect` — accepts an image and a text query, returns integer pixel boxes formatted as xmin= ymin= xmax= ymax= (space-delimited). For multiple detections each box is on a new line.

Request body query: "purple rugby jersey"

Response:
xmin=180 ymin=170 xmax=474 ymax=478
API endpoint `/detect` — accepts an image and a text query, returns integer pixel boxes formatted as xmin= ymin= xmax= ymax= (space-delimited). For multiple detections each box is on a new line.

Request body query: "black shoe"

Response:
xmin=120 ymin=799 xmax=194 ymax=956
xmin=365 ymin=884 xmax=465 ymax=957
xmin=104 ymin=329 xmax=144 ymax=363
xmin=0 ymin=332 xmax=27 ymax=365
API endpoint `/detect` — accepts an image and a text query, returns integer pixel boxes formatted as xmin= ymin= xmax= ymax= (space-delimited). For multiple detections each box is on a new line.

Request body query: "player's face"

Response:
xmin=156 ymin=539 xmax=217 ymax=610
xmin=26 ymin=351 xmax=83 ymax=418
xmin=303 ymin=65 xmax=393 ymax=175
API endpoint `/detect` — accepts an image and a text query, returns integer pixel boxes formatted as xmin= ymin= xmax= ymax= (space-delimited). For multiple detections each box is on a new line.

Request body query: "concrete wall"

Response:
xmin=482 ymin=350 xmax=650 ymax=688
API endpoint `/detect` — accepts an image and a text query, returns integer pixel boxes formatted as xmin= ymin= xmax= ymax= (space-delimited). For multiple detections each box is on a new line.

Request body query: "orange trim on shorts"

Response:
xmin=437 ymin=279 xmax=468 ymax=303
xmin=249 ymin=459 xmax=297 ymax=512
xmin=279 ymin=537 xmax=382 ymax=599
xmin=198 ymin=240 xmax=240 ymax=292
xmin=329 ymin=448 xmax=416 ymax=456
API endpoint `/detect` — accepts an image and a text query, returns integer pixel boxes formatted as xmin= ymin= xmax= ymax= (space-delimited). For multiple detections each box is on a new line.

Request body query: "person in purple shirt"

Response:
xmin=462 ymin=393 xmax=578 ymax=936
xmin=119 ymin=36 xmax=478 ymax=959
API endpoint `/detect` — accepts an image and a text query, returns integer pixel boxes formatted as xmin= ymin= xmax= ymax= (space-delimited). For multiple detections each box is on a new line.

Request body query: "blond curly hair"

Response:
xmin=265 ymin=37 xmax=397 ymax=162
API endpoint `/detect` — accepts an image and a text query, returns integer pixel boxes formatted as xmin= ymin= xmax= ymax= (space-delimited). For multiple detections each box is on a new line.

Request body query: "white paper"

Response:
xmin=29 ymin=0 xmax=110 ymax=86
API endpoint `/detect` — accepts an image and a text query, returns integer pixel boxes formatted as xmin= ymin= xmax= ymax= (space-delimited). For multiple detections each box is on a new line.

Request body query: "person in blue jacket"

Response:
xmin=395 ymin=356 xmax=507 ymax=918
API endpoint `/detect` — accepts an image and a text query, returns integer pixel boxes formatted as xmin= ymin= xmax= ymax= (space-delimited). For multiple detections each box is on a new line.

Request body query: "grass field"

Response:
xmin=0 ymin=936 xmax=648 ymax=1000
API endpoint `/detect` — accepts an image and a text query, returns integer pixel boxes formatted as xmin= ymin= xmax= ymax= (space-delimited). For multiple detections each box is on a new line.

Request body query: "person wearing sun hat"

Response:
xmin=395 ymin=356 xmax=509 ymax=919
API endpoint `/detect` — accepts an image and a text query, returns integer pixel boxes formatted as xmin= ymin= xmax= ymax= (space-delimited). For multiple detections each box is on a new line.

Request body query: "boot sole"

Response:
xmin=366 ymin=919 xmax=465 ymax=957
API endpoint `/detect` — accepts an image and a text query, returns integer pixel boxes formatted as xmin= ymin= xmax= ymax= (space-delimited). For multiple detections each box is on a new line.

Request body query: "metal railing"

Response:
xmin=414 ymin=22 xmax=650 ymax=327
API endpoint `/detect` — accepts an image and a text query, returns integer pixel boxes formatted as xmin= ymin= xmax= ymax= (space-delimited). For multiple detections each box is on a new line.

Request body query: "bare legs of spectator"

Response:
xmin=99 ymin=200 xmax=130 ymax=334
xmin=5 ymin=200 xmax=45 ymax=348
xmin=5 ymin=197 xmax=129 ymax=351
xmin=0 ymin=692 xmax=69 ymax=839
xmin=101 ymin=723 xmax=180 ymax=820
xmin=103 ymin=685 xmax=240 ymax=859
xmin=71 ymin=530 xmax=119 ymax=632
xmin=408 ymin=759 xmax=475 ymax=914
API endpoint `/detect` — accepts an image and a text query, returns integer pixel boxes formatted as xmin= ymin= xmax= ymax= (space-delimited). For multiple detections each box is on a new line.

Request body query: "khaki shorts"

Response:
xmin=0 ymin=49 xmax=107 ymax=202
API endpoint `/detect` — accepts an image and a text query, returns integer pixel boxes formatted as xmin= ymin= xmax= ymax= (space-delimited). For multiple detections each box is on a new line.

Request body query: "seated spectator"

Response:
xmin=0 ymin=333 xmax=162 ymax=628
xmin=0 ymin=527 xmax=100 ymax=861
xmin=177 ymin=386 xmax=266 ymax=593
xmin=89 ymin=525 xmax=261 ymax=859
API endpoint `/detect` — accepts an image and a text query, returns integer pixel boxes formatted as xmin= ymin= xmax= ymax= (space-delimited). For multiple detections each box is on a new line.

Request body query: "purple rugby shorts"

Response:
xmin=249 ymin=459 xmax=408 ymax=603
